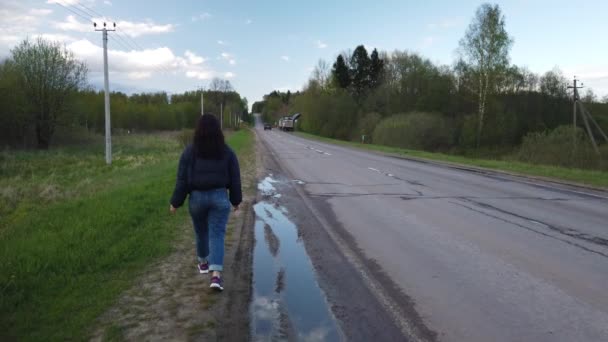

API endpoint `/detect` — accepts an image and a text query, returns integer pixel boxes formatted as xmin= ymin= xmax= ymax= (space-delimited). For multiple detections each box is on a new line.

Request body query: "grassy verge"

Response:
xmin=0 ymin=129 xmax=253 ymax=341
xmin=295 ymin=132 xmax=608 ymax=189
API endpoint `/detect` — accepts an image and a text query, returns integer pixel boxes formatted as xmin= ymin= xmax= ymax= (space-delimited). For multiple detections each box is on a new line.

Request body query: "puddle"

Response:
xmin=250 ymin=177 xmax=340 ymax=341
xmin=258 ymin=176 xmax=278 ymax=196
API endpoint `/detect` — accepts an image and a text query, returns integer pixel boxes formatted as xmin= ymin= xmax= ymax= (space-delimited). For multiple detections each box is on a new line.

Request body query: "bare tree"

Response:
xmin=11 ymin=38 xmax=87 ymax=149
xmin=311 ymin=59 xmax=330 ymax=90
xmin=539 ymin=67 xmax=568 ymax=98
xmin=459 ymin=3 xmax=513 ymax=147
xmin=208 ymin=77 xmax=234 ymax=126
xmin=582 ymin=89 xmax=597 ymax=103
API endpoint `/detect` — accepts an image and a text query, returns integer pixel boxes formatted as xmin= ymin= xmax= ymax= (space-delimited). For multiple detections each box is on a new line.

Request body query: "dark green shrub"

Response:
xmin=517 ymin=125 xmax=608 ymax=170
xmin=372 ymin=112 xmax=453 ymax=151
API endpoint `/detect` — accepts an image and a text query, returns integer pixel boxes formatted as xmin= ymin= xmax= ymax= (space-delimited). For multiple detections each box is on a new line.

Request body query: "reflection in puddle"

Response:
xmin=251 ymin=176 xmax=340 ymax=341
xmin=258 ymin=176 xmax=278 ymax=195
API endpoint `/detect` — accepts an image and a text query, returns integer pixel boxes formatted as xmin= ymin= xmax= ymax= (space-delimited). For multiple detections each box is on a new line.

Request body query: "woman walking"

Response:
xmin=169 ymin=114 xmax=242 ymax=291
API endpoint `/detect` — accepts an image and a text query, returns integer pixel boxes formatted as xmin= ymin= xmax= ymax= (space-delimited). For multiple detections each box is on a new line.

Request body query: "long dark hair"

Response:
xmin=193 ymin=114 xmax=225 ymax=160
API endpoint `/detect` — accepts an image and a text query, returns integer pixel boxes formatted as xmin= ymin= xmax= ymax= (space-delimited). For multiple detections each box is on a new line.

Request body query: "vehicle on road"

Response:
xmin=278 ymin=113 xmax=301 ymax=132
xmin=264 ymin=123 xmax=272 ymax=130
xmin=279 ymin=116 xmax=294 ymax=131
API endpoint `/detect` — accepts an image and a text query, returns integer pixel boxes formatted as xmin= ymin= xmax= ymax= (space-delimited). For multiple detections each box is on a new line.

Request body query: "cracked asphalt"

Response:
xmin=258 ymin=123 xmax=608 ymax=342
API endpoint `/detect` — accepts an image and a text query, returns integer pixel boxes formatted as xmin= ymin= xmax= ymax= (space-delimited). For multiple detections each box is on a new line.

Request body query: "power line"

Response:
xmin=74 ymin=1 xmax=174 ymax=75
xmin=107 ymin=36 xmax=131 ymax=52
xmin=53 ymin=0 xmax=172 ymax=76
xmin=74 ymin=1 xmax=106 ymax=19
xmin=53 ymin=1 xmax=92 ymax=23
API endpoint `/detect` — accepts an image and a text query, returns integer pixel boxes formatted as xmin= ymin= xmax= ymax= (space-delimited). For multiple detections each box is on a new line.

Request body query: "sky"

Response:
xmin=1 ymin=0 xmax=608 ymax=108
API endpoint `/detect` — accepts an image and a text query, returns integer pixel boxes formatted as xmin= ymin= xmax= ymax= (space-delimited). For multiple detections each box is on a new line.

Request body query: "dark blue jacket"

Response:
xmin=170 ymin=144 xmax=242 ymax=208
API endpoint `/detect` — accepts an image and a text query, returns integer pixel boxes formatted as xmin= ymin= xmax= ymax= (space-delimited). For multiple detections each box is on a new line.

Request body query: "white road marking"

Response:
xmin=368 ymin=167 xmax=381 ymax=173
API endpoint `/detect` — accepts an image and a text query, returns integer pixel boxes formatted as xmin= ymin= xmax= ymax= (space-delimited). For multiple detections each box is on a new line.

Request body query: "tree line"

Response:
xmin=253 ymin=3 xmax=608 ymax=169
xmin=0 ymin=38 xmax=249 ymax=149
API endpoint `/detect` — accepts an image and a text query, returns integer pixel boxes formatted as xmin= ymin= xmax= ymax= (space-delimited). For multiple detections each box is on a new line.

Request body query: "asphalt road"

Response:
xmin=256 ymin=122 xmax=608 ymax=342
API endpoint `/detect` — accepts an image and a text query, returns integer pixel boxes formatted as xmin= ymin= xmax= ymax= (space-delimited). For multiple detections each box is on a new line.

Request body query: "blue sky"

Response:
xmin=1 ymin=0 xmax=607 ymax=107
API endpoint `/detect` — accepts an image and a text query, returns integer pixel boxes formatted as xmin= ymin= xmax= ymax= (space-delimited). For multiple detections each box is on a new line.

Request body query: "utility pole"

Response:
xmin=95 ymin=21 xmax=116 ymax=165
xmin=567 ymin=77 xmax=583 ymax=151
xmin=568 ymin=76 xmax=608 ymax=155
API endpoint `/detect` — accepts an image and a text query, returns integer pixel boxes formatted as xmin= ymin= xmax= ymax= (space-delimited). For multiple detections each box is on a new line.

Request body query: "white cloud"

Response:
xmin=219 ymin=52 xmax=236 ymax=65
xmin=224 ymin=72 xmax=235 ymax=79
xmin=184 ymin=50 xmax=204 ymax=65
xmin=245 ymin=19 xmax=253 ymax=25
xmin=115 ymin=20 xmax=174 ymax=37
xmin=53 ymin=15 xmax=174 ymax=37
xmin=103 ymin=0 xmax=112 ymax=5
xmin=53 ymin=15 xmax=91 ymax=32
xmin=280 ymin=55 xmax=289 ymax=61
xmin=0 ymin=35 xmax=21 ymax=45
xmin=47 ymin=0 xmax=80 ymax=4
xmin=192 ymin=12 xmax=211 ymax=22
xmin=186 ymin=70 xmax=213 ymax=80
xmin=217 ymin=40 xmax=228 ymax=45
xmin=562 ymin=65 xmax=608 ymax=97
xmin=65 ymin=39 xmax=214 ymax=80
xmin=316 ymin=40 xmax=327 ymax=49
xmin=0 ymin=3 xmax=55 ymax=50
xmin=127 ymin=71 xmax=151 ymax=79
xmin=37 ymin=33 xmax=76 ymax=43
xmin=30 ymin=9 xmax=53 ymax=16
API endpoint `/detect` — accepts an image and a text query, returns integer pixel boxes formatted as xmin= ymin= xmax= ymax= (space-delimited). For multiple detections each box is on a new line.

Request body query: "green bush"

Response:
xmin=292 ymin=89 xmax=357 ymax=140
xmin=355 ymin=112 xmax=382 ymax=143
xmin=516 ymin=125 xmax=608 ymax=170
xmin=372 ymin=112 xmax=453 ymax=151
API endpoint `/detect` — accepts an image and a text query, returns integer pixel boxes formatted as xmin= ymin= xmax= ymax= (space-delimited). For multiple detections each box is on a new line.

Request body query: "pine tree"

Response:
xmin=350 ymin=45 xmax=371 ymax=97
xmin=332 ymin=54 xmax=351 ymax=89
xmin=370 ymin=48 xmax=385 ymax=89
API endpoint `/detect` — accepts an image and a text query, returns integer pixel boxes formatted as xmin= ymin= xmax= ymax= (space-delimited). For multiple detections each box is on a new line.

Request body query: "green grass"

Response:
xmin=295 ymin=132 xmax=608 ymax=189
xmin=0 ymin=129 xmax=254 ymax=341
xmin=101 ymin=324 xmax=126 ymax=342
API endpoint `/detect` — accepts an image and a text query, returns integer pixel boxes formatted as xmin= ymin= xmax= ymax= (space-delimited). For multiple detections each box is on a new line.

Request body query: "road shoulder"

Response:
xmin=91 ymin=130 xmax=257 ymax=342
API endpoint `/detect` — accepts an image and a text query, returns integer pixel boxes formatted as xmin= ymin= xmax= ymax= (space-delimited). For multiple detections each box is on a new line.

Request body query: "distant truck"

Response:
xmin=278 ymin=113 xmax=301 ymax=132
xmin=279 ymin=117 xmax=294 ymax=131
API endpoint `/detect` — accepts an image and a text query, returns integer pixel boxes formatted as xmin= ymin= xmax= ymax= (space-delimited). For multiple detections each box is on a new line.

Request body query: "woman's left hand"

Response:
xmin=169 ymin=204 xmax=177 ymax=214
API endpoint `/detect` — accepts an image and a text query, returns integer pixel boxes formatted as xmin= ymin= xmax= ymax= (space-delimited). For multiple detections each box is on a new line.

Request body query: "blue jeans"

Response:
xmin=188 ymin=189 xmax=231 ymax=272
